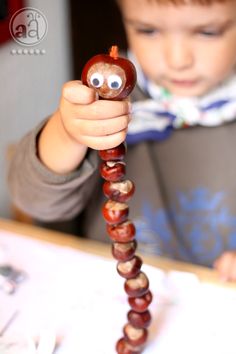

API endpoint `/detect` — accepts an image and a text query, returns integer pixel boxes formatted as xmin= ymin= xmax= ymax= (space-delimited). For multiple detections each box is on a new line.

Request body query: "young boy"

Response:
xmin=8 ymin=0 xmax=236 ymax=281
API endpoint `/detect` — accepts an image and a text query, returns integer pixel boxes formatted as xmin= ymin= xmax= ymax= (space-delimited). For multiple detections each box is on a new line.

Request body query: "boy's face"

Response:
xmin=119 ymin=0 xmax=236 ymax=96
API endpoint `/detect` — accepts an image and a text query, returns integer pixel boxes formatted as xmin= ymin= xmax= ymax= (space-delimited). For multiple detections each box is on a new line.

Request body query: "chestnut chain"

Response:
xmin=99 ymin=143 xmax=152 ymax=354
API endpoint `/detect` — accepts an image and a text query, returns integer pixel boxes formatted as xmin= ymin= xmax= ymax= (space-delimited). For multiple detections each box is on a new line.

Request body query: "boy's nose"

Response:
xmin=164 ymin=37 xmax=193 ymax=71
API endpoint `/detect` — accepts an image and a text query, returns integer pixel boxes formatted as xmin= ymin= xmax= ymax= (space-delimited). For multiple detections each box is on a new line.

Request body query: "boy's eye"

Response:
xmin=135 ymin=28 xmax=159 ymax=36
xmin=199 ymin=29 xmax=223 ymax=37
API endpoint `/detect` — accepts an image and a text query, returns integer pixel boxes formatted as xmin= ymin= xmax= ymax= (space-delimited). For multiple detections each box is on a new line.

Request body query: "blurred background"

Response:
xmin=0 ymin=0 xmax=126 ymax=219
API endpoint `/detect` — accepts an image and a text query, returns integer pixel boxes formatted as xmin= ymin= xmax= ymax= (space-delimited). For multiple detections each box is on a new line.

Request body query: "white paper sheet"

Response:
xmin=0 ymin=230 xmax=236 ymax=354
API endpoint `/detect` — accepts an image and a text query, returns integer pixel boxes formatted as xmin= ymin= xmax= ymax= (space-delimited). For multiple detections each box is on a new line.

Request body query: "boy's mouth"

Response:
xmin=170 ymin=78 xmax=199 ymax=87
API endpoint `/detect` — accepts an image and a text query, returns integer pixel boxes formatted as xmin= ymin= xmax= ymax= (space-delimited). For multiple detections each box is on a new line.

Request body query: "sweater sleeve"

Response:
xmin=8 ymin=119 xmax=100 ymax=221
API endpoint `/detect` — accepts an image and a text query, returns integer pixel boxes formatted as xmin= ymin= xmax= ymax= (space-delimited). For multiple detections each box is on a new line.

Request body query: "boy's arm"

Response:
xmin=38 ymin=110 xmax=88 ymax=174
xmin=8 ymin=118 xmax=99 ymax=221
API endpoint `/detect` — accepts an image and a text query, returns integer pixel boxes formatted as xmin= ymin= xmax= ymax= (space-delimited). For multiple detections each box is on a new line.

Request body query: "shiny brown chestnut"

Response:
xmin=100 ymin=161 xmax=126 ymax=182
xmin=103 ymin=180 xmax=135 ymax=202
xmin=117 ymin=256 xmax=142 ymax=279
xmin=99 ymin=142 xmax=126 ymax=161
xmin=123 ymin=323 xmax=148 ymax=347
xmin=111 ymin=240 xmax=137 ymax=261
xmin=102 ymin=200 xmax=129 ymax=224
xmin=107 ymin=220 xmax=136 ymax=243
xmin=128 ymin=291 xmax=153 ymax=313
xmin=116 ymin=337 xmax=143 ymax=354
xmin=127 ymin=310 xmax=152 ymax=329
xmin=81 ymin=45 xmax=136 ymax=100
xmin=124 ymin=272 xmax=149 ymax=297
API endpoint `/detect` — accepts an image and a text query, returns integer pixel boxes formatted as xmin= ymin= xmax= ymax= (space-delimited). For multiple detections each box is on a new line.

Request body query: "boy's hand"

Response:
xmin=59 ymin=80 xmax=131 ymax=151
xmin=38 ymin=80 xmax=131 ymax=174
xmin=213 ymin=251 xmax=236 ymax=282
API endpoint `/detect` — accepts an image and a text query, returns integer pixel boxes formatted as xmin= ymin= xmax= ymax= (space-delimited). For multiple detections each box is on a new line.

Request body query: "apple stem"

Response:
xmin=109 ymin=45 xmax=119 ymax=59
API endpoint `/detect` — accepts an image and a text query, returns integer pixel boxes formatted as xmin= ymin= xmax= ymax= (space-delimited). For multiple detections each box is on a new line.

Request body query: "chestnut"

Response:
xmin=111 ymin=240 xmax=137 ymax=261
xmin=99 ymin=142 xmax=126 ymax=161
xmin=116 ymin=337 xmax=143 ymax=354
xmin=81 ymin=45 xmax=137 ymax=100
xmin=123 ymin=323 xmax=148 ymax=347
xmin=103 ymin=180 xmax=135 ymax=202
xmin=128 ymin=291 xmax=153 ymax=313
xmin=102 ymin=200 xmax=129 ymax=224
xmin=127 ymin=310 xmax=152 ymax=329
xmin=117 ymin=256 xmax=142 ymax=279
xmin=124 ymin=272 xmax=149 ymax=297
xmin=107 ymin=220 xmax=136 ymax=243
xmin=100 ymin=161 xmax=126 ymax=182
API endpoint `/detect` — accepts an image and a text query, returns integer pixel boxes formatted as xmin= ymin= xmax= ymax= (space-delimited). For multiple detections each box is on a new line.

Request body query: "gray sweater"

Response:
xmin=8 ymin=84 xmax=236 ymax=267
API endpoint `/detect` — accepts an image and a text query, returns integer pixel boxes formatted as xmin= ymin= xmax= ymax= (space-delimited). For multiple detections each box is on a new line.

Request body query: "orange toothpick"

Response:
xmin=109 ymin=45 xmax=119 ymax=59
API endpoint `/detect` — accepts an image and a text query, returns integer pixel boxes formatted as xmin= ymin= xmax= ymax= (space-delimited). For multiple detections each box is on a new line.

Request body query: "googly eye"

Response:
xmin=107 ymin=75 xmax=123 ymax=90
xmin=90 ymin=72 xmax=104 ymax=88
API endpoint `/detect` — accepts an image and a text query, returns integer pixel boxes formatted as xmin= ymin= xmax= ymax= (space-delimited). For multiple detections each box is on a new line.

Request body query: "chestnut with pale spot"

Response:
xmin=116 ymin=337 xmax=143 ymax=354
xmin=103 ymin=179 xmax=135 ymax=202
xmin=117 ymin=255 xmax=142 ymax=279
xmin=107 ymin=220 xmax=136 ymax=243
xmin=102 ymin=200 xmax=129 ymax=224
xmin=112 ymin=240 xmax=137 ymax=261
xmin=124 ymin=272 xmax=149 ymax=297
xmin=81 ymin=46 xmax=136 ymax=100
xmin=123 ymin=323 xmax=148 ymax=347
xmin=100 ymin=160 xmax=126 ymax=181
xmin=128 ymin=291 xmax=153 ymax=313
xmin=86 ymin=62 xmax=126 ymax=99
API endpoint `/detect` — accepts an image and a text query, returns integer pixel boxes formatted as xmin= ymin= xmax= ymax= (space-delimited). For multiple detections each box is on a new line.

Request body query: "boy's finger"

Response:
xmin=62 ymin=80 xmax=98 ymax=104
xmin=78 ymin=129 xmax=128 ymax=151
xmin=72 ymin=99 xmax=131 ymax=120
xmin=74 ymin=115 xmax=130 ymax=137
xmin=226 ymin=255 xmax=236 ymax=281
xmin=214 ymin=253 xmax=232 ymax=282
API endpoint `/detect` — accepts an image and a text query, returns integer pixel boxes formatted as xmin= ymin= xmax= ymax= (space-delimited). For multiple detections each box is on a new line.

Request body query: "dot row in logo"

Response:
xmin=11 ymin=49 xmax=46 ymax=55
